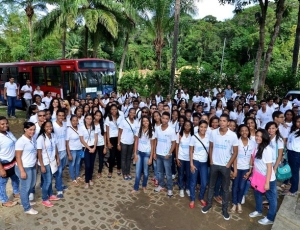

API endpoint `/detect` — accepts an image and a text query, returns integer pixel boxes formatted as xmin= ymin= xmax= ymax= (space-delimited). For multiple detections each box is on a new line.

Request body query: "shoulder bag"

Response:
xmin=70 ymin=127 xmax=85 ymax=158
xmin=249 ymin=148 xmax=266 ymax=193
xmin=44 ymin=137 xmax=58 ymax=174
xmin=193 ymin=135 xmax=210 ymax=166
xmin=275 ymin=143 xmax=292 ymax=181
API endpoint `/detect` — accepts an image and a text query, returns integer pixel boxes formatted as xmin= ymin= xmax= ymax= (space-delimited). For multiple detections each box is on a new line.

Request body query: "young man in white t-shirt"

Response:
xmin=53 ymin=109 xmax=67 ymax=198
xmin=153 ymin=112 xmax=176 ymax=197
xmin=21 ymin=79 xmax=33 ymax=119
xmin=257 ymin=100 xmax=274 ymax=129
xmin=202 ymin=114 xmax=238 ymax=221
xmin=4 ymin=77 xmax=18 ymax=118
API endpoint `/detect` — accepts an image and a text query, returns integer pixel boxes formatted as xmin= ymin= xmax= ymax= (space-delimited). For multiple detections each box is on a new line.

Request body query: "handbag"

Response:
xmin=1 ymin=159 xmax=16 ymax=177
xmin=44 ymin=137 xmax=58 ymax=174
xmin=249 ymin=148 xmax=267 ymax=193
xmin=275 ymin=144 xmax=292 ymax=181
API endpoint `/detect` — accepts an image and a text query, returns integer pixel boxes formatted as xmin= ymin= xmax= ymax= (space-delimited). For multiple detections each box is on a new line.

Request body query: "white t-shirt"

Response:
xmin=15 ymin=135 xmax=37 ymax=167
xmin=0 ymin=132 xmax=17 ymax=162
xmin=29 ymin=114 xmax=38 ymax=123
xmin=155 ymin=95 xmax=163 ymax=103
xmin=53 ymin=122 xmax=67 ymax=155
xmin=279 ymin=123 xmax=290 ymax=139
xmin=42 ymin=96 xmax=52 ymax=109
xmin=257 ymin=108 xmax=273 ymax=129
xmin=105 ymin=116 xmax=123 ymax=138
xmin=169 ymin=120 xmax=179 ymax=133
xmin=203 ymin=97 xmax=211 ymax=112
xmin=229 ymin=111 xmax=238 ymax=120
xmin=253 ymin=146 xmax=276 ymax=181
xmin=4 ymin=82 xmax=18 ymax=97
xmin=33 ymin=90 xmax=44 ymax=98
xmin=79 ymin=126 xmax=98 ymax=147
xmin=154 ymin=126 xmax=176 ymax=156
xmin=269 ymin=136 xmax=284 ymax=166
xmin=287 ymin=130 xmax=300 ymax=152
xmin=182 ymin=93 xmax=189 ymax=101
xmin=189 ymin=133 xmax=209 ymax=162
xmin=119 ymin=118 xmax=139 ymax=145
xmin=136 ymin=130 xmax=155 ymax=153
xmin=21 ymin=85 xmax=33 ymax=99
xmin=95 ymin=124 xmax=105 ymax=146
xmin=176 ymin=133 xmax=192 ymax=161
xmin=237 ymin=138 xmax=256 ymax=170
xmin=192 ymin=96 xmax=202 ymax=104
xmin=279 ymin=104 xmax=292 ymax=114
xmin=121 ymin=105 xmax=132 ymax=118
xmin=36 ymin=134 xmax=57 ymax=166
xmin=33 ymin=102 xmax=46 ymax=111
xmin=210 ymin=128 xmax=239 ymax=166
xmin=66 ymin=127 xmax=82 ymax=150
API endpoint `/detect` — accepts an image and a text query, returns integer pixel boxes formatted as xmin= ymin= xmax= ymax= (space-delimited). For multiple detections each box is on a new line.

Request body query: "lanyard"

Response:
xmin=243 ymin=145 xmax=249 ymax=155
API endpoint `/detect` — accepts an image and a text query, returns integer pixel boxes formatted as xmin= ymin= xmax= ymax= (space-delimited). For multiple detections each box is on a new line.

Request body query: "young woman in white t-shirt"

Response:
xmin=132 ymin=116 xmax=155 ymax=193
xmin=37 ymin=121 xmax=60 ymax=207
xmin=79 ymin=114 xmax=98 ymax=189
xmin=0 ymin=116 xmax=19 ymax=207
xmin=94 ymin=110 xmax=106 ymax=178
xmin=176 ymin=120 xmax=194 ymax=198
xmin=33 ymin=86 xmax=44 ymax=98
xmin=66 ymin=115 xmax=83 ymax=186
xmin=231 ymin=125 xmax=255 ymax=214
xmin=49 ymin=98 xmax=61 ymax=122
xmin=189 ymin=120 xmax=210 ymax=209
xmin=32 ymin=95 xmax=46 ymax=111
xmin=15 ymin=122 xmax=38 ymax=215
xmin=249 ymin=129 xmax=277 ymax=225
xmin=105 ymin=104 xmax=122 ymax=178
xmin=121 ymin=98 xmax=131 ymax=118
xmin=151 ymin=111 xmax=161 ymax=186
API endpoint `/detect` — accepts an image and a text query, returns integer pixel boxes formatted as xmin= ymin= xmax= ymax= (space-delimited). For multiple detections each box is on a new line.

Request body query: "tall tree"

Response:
xmin=292 ymin=0 xmax=300 ymax=75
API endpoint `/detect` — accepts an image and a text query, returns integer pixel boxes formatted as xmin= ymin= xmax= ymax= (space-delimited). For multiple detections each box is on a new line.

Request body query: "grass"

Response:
xmin=0 ymin=107 xmax=26 ymax=119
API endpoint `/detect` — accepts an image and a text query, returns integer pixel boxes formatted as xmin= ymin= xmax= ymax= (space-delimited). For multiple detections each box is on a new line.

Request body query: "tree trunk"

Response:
xmin=62 ymin=25 xmax=67 ymax=59
xmin=119 ymin=32 xmax=130 ymax=79
xmin=169 ymin=0 xmax=181 ymax=95
xmin=292 ymin=0 xmax=300 ymax=75
xmin=84 ymin=26 xmax=89 ymax=58
xmin=259 ymin=0 xmax=286 ymax=99
xmin=154 ymin=32 xmax=164 ymax=70
xmin=253 ymin=0 xmax=268 ymax=93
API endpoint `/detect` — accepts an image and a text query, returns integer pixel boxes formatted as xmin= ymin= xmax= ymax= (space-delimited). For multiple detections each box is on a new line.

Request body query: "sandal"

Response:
xmin=96 ymin=173 xmax=101 ymax=179
xmin=108 ymin=173 xmax=112 ymax=178
xmin=117 ymin=171 xmax=121 ymax=176
xmin=13 ymin=194 xmax=20 ymax=198
xmin=72 ymin=180 xmax=79 ymax=186
xmin=76 ymin=177 xmax=84 ymax=182
xmin=2 ymin=201 xmax=17 ymax=207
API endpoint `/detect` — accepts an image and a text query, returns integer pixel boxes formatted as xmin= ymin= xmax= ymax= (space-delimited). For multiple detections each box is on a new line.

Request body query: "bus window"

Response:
xmin=46 ymin=66 xmax=61 ymax=87
xmin=18 ymin=73 xmax=30 ymax=87
xmin=103 ymin=73 xmax=114 ymax=85
xmin=9 ymin=67 xmax=18 ymax=81
xmin=63 ymin=71 xmax=76 ymax=98
xmin=32 ymin=67 xmax=45 ymax=85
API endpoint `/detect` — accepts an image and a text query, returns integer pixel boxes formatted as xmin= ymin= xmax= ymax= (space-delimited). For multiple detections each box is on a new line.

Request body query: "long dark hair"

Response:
xmin=179 ymin=120 xmax=194 ymax=137
xmin=37 ymin=121 xmax=54 ymax=139
xmin=237 ymin=124 xmax=250 ymax=139
xmin=255 ymin=129 xmax=270 ymax=159
xmin=49 ymin=98 xmax=61 ymax=115
xmin=23 ymin=121 xmax=35 ymax=133
xmin=291 ymin=115 xmax=300 ymax=137
xmin=138 ymin=116 xmax=153 ymax=138
xmin=244 ymin=117 xmax=257 ymax=130
xmin=94 ymin=110 xmax=104 ymax=136
xmin=152 ymin=111 xmax=161 ymax=129
xmin=107 ymin=104 xmax=119 ymax=121
xmin=84 ymin=113 xmax=95 ymax=130
xmin=209 ymin=116 xmax=219 ymax=127
xmin=28 ymin=104 xmax=38 ymax=116
xmin=265 ymin=121 xmax=282 ymax=143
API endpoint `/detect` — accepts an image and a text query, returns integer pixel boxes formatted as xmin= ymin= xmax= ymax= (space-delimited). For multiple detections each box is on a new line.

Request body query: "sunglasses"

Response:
xmin=142 ymin=111 xmax=148 ymax=113
xmin=38 ymin=115 xmax=45 ymax=117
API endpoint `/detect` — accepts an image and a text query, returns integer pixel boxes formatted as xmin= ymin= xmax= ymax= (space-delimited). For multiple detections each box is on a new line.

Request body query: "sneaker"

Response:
xmin=25 ymin=208 xmax=38 ymax=215
xmin=29 ymin=193 xmax=34 ymax=201
xmin=186 ymin=189 xmax=190 ymax=196
xmin=241 ymin=195 xmax=245 ymax=204
xmin=30 ymin=201 xmax=36 ymax=206
xmin=62 ymin=185 xmax=68 ymax=191
xmin=230 ymin=204 xmax=236 ymax=213
xmin=89 ymin=181 xmax=94 ymax=186
xmin=57 ymin=193 xmax=64 ymax=199
xmin=42 ymin=200 xmax=54 ymax=207
xmin=237 ymin=204 xmax=242 ymax=213
xmin=249 ymin=211 xmax=262 ymax=218
xmin=167 ymin=190 xmax=173 ymax=197
xmin=172 ymin=174 xmax=176 ymax=180
xmin=258 ymin=217 xmax=274 ymax=225
xmin=84 ymin=183 xmax=89 ymax=189
xmin=201 ymin=205 xmax=212 ymax=214
xmin=179 ymin=189 xmax=184 ymax=198
xmin=49 ymin=195 xmax=60 ymax=201
xmin=11 ymin=116 xmax=16 ymax=119
xmin=223 ymin=210 xmax=230 ymax=220
xmin=154 ymin=186 xmax=165 ymax=193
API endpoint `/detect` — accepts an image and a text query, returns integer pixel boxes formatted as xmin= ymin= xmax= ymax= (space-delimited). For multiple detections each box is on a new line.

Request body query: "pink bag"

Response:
xmin=249 ymin=148 xmax=267 ymax=193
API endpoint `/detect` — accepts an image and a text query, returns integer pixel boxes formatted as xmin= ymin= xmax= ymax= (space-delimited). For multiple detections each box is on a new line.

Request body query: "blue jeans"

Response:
xmin=7 ymin=96 xmax=16 ymax=116
xmin=243 ymin=179 xmax=251 ymax=196
xmin=288 ymin=150 xmax=300 ymax=193
xmin=69 ymin=150 xmax=81 ymax=181
xmin=178 ymin=159 xmax=190 ymax=190
xmin=232 ymin=169 xmax=249 ymax=205
xmin=55 ymin=154 xmax=67 ymax=192
xmin=157 ymin=154 xmax=173 ymax=190
xmin=190 ymin=160 xmax=208 ymax=201
xmin=40 ymin=164 xmax=53 ymax=201
xmin=15 ymin=166 xmax=36 ymax=211
xmin=153 ymin=159 xmax=159 ymax=180
xmin=133 ymin=151 xmax=150 ymax=191
xmin=214 ymin=174 xmax=223 ymax=197
xmin=97 ymin=146 xmax=105 ymax=173
xmin=84 ymin=146 xmax=96 ymax=183
xmin=254 ymin=180 xmax=277 ymax=221
xmin=171 ymin=153 xmax=177 ymax=175
xmin=0 ymin=161 xmax=19 ymax=203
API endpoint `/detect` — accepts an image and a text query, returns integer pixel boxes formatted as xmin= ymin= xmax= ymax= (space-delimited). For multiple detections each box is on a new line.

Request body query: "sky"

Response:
xmin=194 ymin=0 xmax=236 ymax=21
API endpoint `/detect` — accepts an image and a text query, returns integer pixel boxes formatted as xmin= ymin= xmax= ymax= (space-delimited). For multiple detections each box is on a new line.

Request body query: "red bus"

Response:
xmin=0 ymin=58 xmax=116 ymax=108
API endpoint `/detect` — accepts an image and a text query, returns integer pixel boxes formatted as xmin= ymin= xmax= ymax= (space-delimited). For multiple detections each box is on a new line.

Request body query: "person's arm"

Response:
xmin=227 ymin=145 xmax=238 ymax=169
xmin=166 ymin=141 xmax=176 ymax=159
xmin=117 ymin=128 xmax=123 ymax=151
xmin=274 ymin=148 xmax=283 ymax=172
xmin=103 ymin=133 xmax=107 ymax=154
xmin=66 ymin=139 xmax=72 ymax=161
xmin=189 ymin=146 xmax=196 ymax=173
xmin=265 ymin=162 xmax=272 ymax=191
xmin=91 ymin=133 xmax=98 ymax=153
xmin=37 ymin=148 xmax=46 ymax=173
xmin=55 ymin=145 xmax=60 ymax=166
xmin=106 ymin=125 xmax=112 ymax=149
xmin=175 ymin=142 xmax=180 ymax=166
xmin=244 ymin=156 xmax=253 ymax=179
xmin=0 ymin=162 xmax=6 ymax=177
xmin=79 ymin=136 xmax=92 ymax=152
xmin=149 ymin=139 xmax=155 ymax=164
xmin=15 ymin=150 xmax=26 ymax=179
xmin=209 ymin=141 xmax=213 ymax=165
xmin=4 ymin=85 xmax=7 ymax=100
xmin=133 ymin=135 xmax=139 ymax=162
xmin=153 ymin=137 xmax=157 ymax=160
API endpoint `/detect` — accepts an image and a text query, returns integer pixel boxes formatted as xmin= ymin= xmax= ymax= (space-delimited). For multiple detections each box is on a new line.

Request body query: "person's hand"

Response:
xmin=148 ymin=158 xmax=152 ymax=165
xmin=243 ymin=171 xmax=251 ymax=179
xmin=4 ymin=96 xmax=7 ymax=100
xmin=41 ymin=166 xmax=46 ymax=174
xmin=103 ymin=147 xmax=107 ymax=154
xmin=264 ymin=182 xmax=270 ymax=191
xmin=108 ymin=142 xmax=113 ymax=149
xmin=90 ymin=148 xmax=95 ymax=153
xmin=273 ymin=166 xmax=278 ymax=173
xmin=153 ymin=153 xmax=157 ymax=160
xmin=20 ymin=171 xmax=27 ymax=179
xmin=190 ymin=165 xmax=197 ymax=174
xmin=117 ymin=145 xmax=121 ymax=151
xmin=56 ymin=158 xmax=60 ymax=167
xmin=0 ymin=168 xmax=7 ymax=177
xmin=176 ymin=159 xmax=181 ymax=167
xmin=68 ymin=154 xmax=73 ymax=161
xmin=165 ymin=154 xmax=171 ymax=159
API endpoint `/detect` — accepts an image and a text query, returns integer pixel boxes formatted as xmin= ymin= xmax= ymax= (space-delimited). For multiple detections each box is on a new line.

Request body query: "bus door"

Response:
xmin=62 ymin=71 xmax=77 ymax=100
xmin=17 ymin=66 xmax=30 ymax=109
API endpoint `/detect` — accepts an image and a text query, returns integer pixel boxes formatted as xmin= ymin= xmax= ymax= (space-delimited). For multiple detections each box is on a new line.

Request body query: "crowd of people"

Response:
xmin=1 ymin=79 xmax=300 ymax=226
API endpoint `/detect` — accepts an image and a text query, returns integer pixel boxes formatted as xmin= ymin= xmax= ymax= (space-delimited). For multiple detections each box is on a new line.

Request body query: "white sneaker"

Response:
xmin=172 ymin=174 xmax=176 ymax=180
xmin=179 ymin=189 xmax=184 ymax=197
xmin=258 ymin=217 xmax=274 ymax=225
xmin=29 ymin=193 xmax=34 ymax=201
xmin=241 ymin=195 xmax=245 ymax=204
xmin=25 ymin=208 xmax=38 ymax=215
xmin=186 ymin=189 xmax=190 ymax=196
xmin=154 ymin=186 xmax=165 ymax=192
xmin=249 ymin=211 xmax=262 ymax=218
xmin=167 ymin=190 xmax=173 ymax=197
